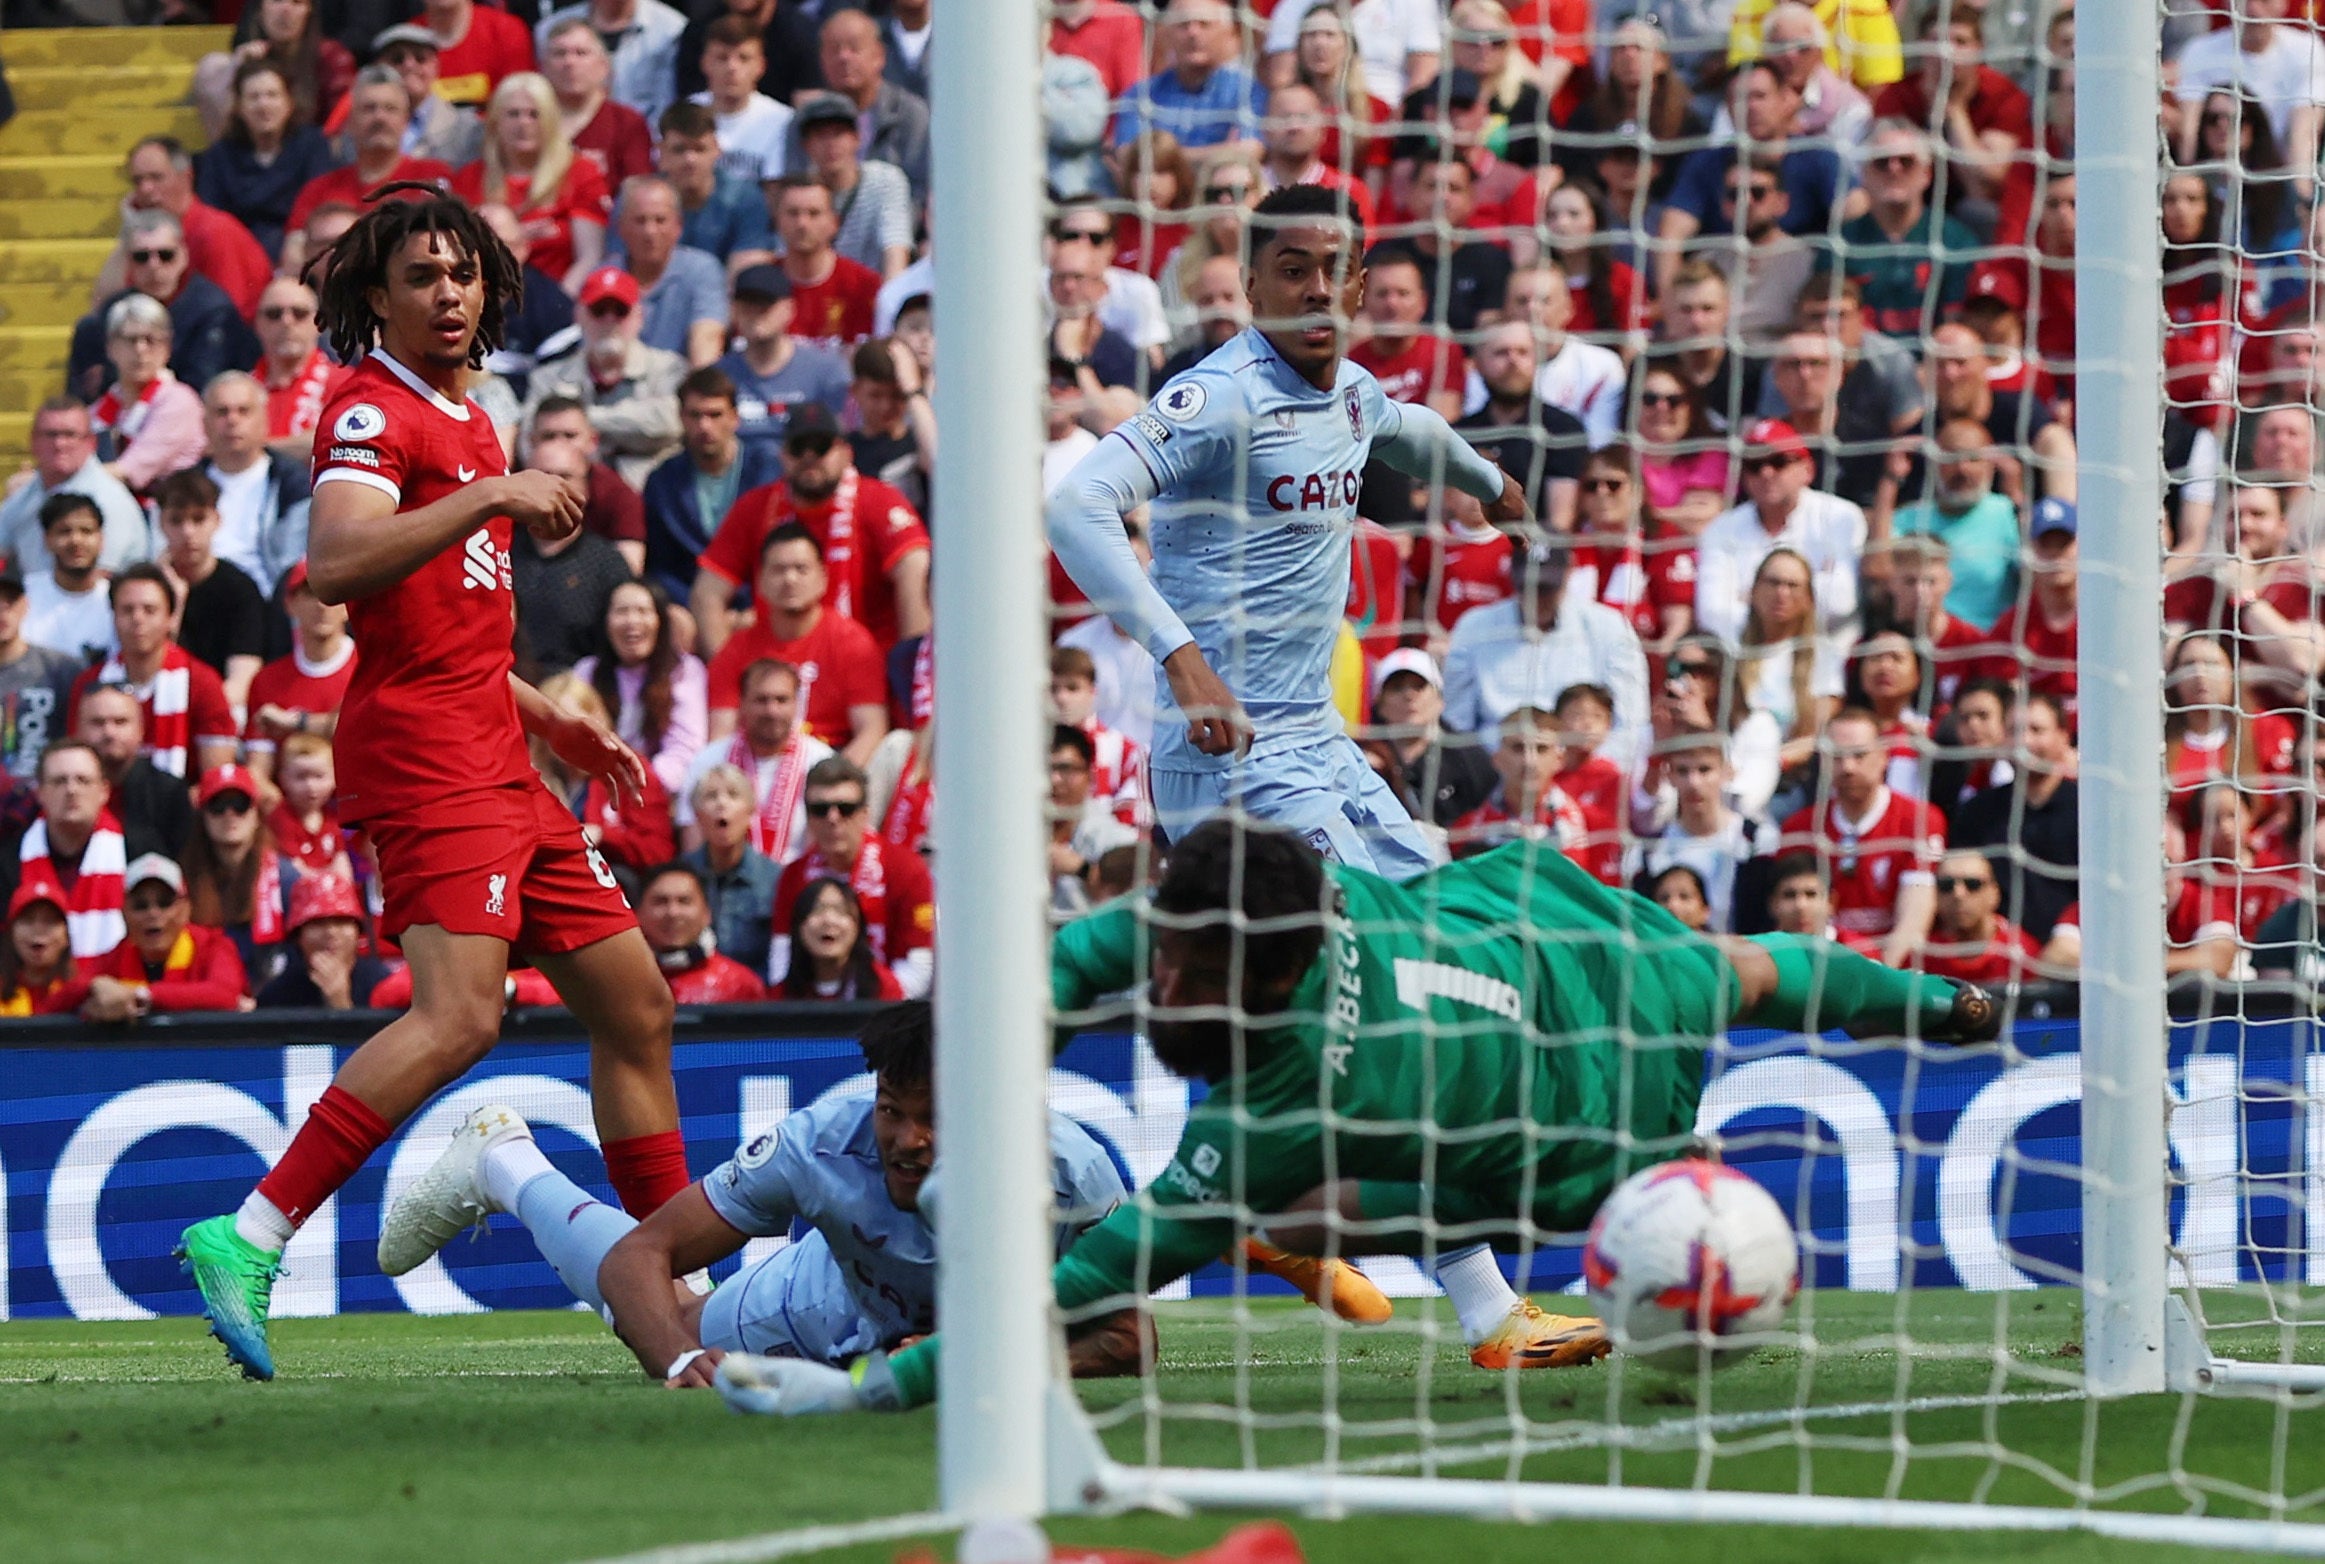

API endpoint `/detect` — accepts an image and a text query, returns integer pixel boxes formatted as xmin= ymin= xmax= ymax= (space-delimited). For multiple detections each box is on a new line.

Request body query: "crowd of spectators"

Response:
xmin=4 ymin=0 xmax=2324 ymax=1019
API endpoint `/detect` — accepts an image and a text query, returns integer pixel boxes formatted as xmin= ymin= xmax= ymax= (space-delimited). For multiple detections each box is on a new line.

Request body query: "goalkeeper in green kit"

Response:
xmin=717 ymin=820 xmax=1997 ymax=1417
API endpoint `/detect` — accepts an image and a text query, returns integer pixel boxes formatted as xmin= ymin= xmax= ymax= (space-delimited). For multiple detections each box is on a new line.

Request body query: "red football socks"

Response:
xmin=254 ymin=1085 xmax=396 ymax=1228
xmin=603 ymin=1130 xmax=690 ymax=1216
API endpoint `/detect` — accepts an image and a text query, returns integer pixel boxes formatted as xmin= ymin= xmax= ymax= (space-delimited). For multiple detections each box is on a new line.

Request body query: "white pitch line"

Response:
xmin=567 ymin=1510 xmax=957 ymax=1564
xmin=1303 ymin=1389 xmax=2086 ymax=1477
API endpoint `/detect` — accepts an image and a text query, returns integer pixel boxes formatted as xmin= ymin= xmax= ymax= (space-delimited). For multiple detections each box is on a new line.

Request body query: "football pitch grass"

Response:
xmin=2 ymin=1290 xmax=2321 ymax=1564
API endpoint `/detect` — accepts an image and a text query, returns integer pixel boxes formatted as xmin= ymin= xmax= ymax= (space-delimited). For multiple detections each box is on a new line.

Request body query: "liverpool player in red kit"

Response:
xmin=179 ymin=189 xmax=687 ymax=1381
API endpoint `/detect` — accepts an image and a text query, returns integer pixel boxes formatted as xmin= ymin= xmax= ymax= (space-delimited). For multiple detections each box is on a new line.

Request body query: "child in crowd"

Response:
xmin=1049 ymin=646 xmax=1145 ymax=828
xmin=266 ymin=732 xmax=354 ymax=882
xmin=1450 ymin=705 xmax=1605 ymax=881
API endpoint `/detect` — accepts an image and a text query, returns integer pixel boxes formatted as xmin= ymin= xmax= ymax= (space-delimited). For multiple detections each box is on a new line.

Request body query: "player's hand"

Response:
xmin=545 ymin=701 xmax=652 ymax=807
xmin=1163 ymin=644 xmax=1252 ymax=758
xmin=493 ymin=470 xmax=586 ymax=541
xmin=663 ymin=1347 xmax=725 ymax=1388
xmin=1485 ymin=472 xmax=1530 ymax=530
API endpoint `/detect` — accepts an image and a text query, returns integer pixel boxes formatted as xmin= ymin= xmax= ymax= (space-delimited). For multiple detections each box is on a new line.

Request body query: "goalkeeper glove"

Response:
xmin=714 ymin=1350 xmax=904 ymax=1416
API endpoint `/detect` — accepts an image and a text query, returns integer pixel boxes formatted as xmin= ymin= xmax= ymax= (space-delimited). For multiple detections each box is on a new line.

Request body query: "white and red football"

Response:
xmin=1581 ymin=1158 xmax=1800 ymax=1372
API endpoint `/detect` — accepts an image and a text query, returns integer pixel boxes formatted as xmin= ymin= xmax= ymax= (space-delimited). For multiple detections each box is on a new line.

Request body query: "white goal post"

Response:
xmin=926 ymin=0 xmax=2325 ymax=1547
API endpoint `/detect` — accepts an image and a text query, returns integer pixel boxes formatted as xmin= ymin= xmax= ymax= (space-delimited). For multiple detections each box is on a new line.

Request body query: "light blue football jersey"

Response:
xmin=702 ymin=1092 xmax=1126 ymax=1346
xmin=1112 ymin=328 xmax=1406 ymax=774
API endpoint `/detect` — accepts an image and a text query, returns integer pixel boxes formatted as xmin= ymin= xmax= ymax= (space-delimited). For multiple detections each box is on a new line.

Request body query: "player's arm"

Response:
xmin=511 ymin=673 xmax=651 ymax=804
xmin=1370 ymin=400 xmax=1527 ymax=525
xmin=305 ymin=469 xmax=582 ymax=603
xmin=1051 ymin=893 xmax=1145 ymax=1035
xmin=597 ymin=1183 xmax=754 ymax=1385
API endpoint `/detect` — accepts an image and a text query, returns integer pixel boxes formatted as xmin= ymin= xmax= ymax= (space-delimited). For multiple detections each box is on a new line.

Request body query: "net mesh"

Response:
xmin=1032 ymin=0 xmax=2325 ymax=1533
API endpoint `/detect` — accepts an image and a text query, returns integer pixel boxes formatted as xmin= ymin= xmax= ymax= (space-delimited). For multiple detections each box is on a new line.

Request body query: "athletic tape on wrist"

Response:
xmin=664 ymin=1348 xmax=707 ymax=1382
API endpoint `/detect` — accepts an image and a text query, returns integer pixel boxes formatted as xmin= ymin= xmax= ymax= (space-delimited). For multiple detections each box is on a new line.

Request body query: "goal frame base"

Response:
xmin=2165 ymin=1295 xmax=2325 ymax=1395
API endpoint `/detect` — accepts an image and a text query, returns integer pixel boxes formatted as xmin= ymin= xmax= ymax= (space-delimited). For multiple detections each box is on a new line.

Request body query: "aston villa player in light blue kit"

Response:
xmin=1046 ymin=182 xmax=1592 ymax=1370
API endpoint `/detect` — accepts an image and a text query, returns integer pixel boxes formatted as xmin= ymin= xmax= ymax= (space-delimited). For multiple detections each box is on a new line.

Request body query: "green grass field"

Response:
xmin=3 ymin=1291 xmax=2321 ymax=1564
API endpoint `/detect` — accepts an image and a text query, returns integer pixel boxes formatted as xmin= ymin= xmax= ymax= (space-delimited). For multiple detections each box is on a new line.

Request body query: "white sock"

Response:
xmin=478 ymin=1135 xmax=556 ymax=1214
xmin=233 ymin=1193 xmax=294 ymax=1253
xmin=1433 ymin=1245 xmax=1520 ymax=1343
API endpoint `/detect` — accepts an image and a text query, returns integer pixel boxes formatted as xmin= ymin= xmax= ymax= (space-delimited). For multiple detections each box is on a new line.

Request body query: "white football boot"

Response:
xmin=376 ymin=1104 xmax=532 ymax=1276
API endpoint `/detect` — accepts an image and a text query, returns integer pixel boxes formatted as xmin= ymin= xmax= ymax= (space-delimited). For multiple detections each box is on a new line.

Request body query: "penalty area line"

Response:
xmin=568 ymin=1510 xmax=957 ymax=1564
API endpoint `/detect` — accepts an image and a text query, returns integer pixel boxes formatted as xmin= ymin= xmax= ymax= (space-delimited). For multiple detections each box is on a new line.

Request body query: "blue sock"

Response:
xmin=512 ymin=1168 xmax=638 ymax=1315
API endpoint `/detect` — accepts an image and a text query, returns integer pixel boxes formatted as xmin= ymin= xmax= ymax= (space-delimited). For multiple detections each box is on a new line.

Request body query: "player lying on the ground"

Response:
xmin=377 ymin=1002 xmax=1387 ymax=1386
xmin=711 ymin=819 xmax=1998 ymax=1415
xmin=179 ymin=186 xmax=686 ymax=1383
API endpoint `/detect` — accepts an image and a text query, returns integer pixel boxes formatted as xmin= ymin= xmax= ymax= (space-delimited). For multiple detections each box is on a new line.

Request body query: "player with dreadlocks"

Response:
xmin=178 ymin=186 xmax=689 ymax=1383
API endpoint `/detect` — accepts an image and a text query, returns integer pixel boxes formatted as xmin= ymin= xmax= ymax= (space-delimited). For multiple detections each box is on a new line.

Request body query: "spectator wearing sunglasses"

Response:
xmin=1042 ymin=198 xmax=1174 ymax=365
xmin=67 ymin=853 xmax=251 ymax=1020
xmin=769 ymin=756 xmax=933 ymax=996
xmin=1919 ymin=848 xmax=2042 ymax=983
xmin=523 ymin=265 xmax=688 ymax=489
xmin=1697 ymin=153 xmax=1818 ymax=347
xmin=1839 ymin=120 xmax=1977 ymax=344
xmin=1693 ymin=418 xmax=1867 ymax=649
xmin=251 ymin=279 xmax=333 ymax=462
xmin=181 ymin=763 xmax=290 ymax=987
xmin=68 ymin=215 xmax=256 ymax=447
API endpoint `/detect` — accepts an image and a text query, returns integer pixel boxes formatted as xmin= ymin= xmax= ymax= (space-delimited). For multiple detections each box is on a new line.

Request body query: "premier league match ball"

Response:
xmin=1581 ymin=1158 xmax=1800 ymax=1372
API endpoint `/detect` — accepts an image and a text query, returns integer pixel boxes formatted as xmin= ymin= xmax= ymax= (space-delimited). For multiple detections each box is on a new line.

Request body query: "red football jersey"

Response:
xmin=668 ymin=951 xmax=769 ymax=1003
xmin=1920 ymin=918 xmax=2042 ymax=984
xmin=2164 ymin=569 xmax=2323 ymax=636
xmin=1571 ymin=533 xmax=1696 ymax=643
xmin=2167 ymin=711 xmax=2297 ymax=805
xmin=701 ymin=471 xmax=931 ymax=650
xmin=1780 ymin=788 xmax=1947 ymax=939
xmin=2170 ymin=864 xmax=2298 ymax=945
xmin=286 ymin=158 xmax=454 ymax=239
xmin=1409 ymin=522 xmax=1512 ymax=633
xmin=775 ymin=834 xmax=935 ymax=965
xmin=1449 ymin=784 xmax=1617 ymax=883
xmin=432 ymin=4 xmax=535 ymax=107
xmin=1349 ymin=334 xmax=1467 ymax=407
xmin=311 ymin=353 xmax=531 ymax=824
xmin=1551 ymin=754 xmax=1626 ymax=884
xmin=1919 ymin=613 xmax=1993 ymax=711
xmin=786 ymin=256 xmax=883 ymax=350
xmin=1974 ymin=600 xmax=2078 ymax=712
xmin=243 ymin=641 xmax=358 ymax=756
xmin=1344 ymin=519 xmax=1407 ymax=661
xmin=704 ymin=610 xmax=887 ymax=747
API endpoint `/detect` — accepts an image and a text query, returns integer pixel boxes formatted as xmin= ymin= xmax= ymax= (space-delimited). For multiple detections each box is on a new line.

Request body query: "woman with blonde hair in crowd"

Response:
xmin=1161 ymin=145 xmax=1264 ymax=332
xmin=452 ymin=72 xmax=611 ymax=292
xmin=1108 ymin=132 xmax=1196 ymax=279
xmin=1289 ymin=8 xmax=1389 ymax=185
xmin=1734 ymin=547 xmax=1843 ymax=774
xmin=1447 ymin=0 xmax=1548 ymax=166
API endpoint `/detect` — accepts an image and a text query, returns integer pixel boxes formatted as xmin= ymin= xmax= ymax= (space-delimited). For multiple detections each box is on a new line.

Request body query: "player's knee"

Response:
xmin=407 ymin=990 xmax=504 ymax=1072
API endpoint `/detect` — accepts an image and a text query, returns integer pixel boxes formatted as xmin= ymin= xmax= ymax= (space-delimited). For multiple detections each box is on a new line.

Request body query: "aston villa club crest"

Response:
xmin=1344 ymin=386 xmax=1364 ymax=440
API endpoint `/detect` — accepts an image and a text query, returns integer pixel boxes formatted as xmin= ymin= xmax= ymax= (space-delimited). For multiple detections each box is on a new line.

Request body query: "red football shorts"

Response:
xmin=366 ymin=782 xmax=637 ymax=953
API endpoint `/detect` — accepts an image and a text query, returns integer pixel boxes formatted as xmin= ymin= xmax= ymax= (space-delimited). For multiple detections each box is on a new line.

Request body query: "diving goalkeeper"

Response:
xmin=717 ymin=819 xmax=1996 ymax=1416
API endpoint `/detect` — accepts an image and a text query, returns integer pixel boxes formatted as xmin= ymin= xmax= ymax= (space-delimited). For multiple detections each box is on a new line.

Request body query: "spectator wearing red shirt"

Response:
xmin=2169 ymin=782 xmax=2300 ymax=974
xmin=14 ymin=740 xmax=128 ymax=959
xmin=2163 ymin=484 xmax=2325 ymax=683
xmin=694 ymin=402 xmax=932 ymax=656
xmin=1779 ymin=706 xmax=1945 ymax=964
xmin=772 ymin=874 xmax=904 ymax=1000
xmin=1449 ymin=705 xmax=1614 ymax=883
xmin=1920 ymin=848 xmax=2043 ymax=983
xmin=1871 ymin=8 xmax=2030 ymax=219
xmin=1547 ymin=682 xmax=1627 ymax=885
xmin=705 ymin=524 xmax=890 ymax=763
xmin=112 ymin=136 xmax=272 ymax=323
xmin=638 ymin=861 xmax=767 ymax=1003
xmin=66 ymin=566 xmax=239 ymax=782
xmin=244 ymin=560 xmax=358 ymax=787
xmin=1256 ymin=84 xmax=1379 ymax=239
xmin=544 ymin=19 xmax=657 ymax=193
xmin=253 ymin=278 xmax=335 ymax=458
xmin=1349 ymin=249 xmax=1467 ymax=422
xmin=1973 ymin=499 xmax=2079 ymax=712
xmin=530 ymin=673 xmax=677 ymax=880
xmin=282 ymin=71 xmax=456 ymax=275
xmin=1881 ymin=536 xmax=1989 ymax=712
xmin=1050 ymin=645 xmax=1145 ymax=827
xmin=2164 ymin=630 xmax=2298 ymax=814
xmin=1566 ymin=442 xmax=1695 ymax=653
xmin=1049 ymin=0 xmax=1147 ymax=102
xmin=66 ymin=854 xmax=250 ymax=1019
xmin=769 ymin=755 xmax=933 ymax=995
xmin=767 ymin=177 xmax=883 ymax=352
xmin=266 ymin=733 xmax=355 ymax=883
xmin=452 ymin=73 xmax=612 ymax=292
xmin=425 ymin=0 xmax=539 ymax=109
xmin=1962 ymin=178 xmax=2078 ymax=396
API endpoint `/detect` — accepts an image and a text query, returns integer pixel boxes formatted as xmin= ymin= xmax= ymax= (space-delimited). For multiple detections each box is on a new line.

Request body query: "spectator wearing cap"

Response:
xmin=656 ymin=101 xmax=778 ymax=267
xmin=1920 ymin=321 xmax=2077 ymax=506
xmin=638 ymin=860 xmax=768 ymax=1002
xmin=200 ymin=371 xmax=310 ymax=596
xmin=1975 ymin=499 xmax=2080 ymax=711
xmin=0 ymin=558 xmax=81 ymax=789
xmin=792 ymin=91 xmax=915 ymax=280
xmin=1361 ymin=648 xmax=1497 ymax=828
xmin=0 ymin=877 xmax=77 ymax=1015
xmin=1694 ymin=419 xmax=1868 ymax=648
xmin=1443 ymin=535 xmax=1652 ymax=766
xmin=256 ymin=873 xmax=391 ymax=1009
xmin=1724 ymin=0 xmax=1902 ymax=93
xmin=151 ymin=470 xmax=269 ymax=718
xmin=688 ymin=15 xmax=793 ymax=185
xmin=678 ymin=760 xmax=782 ymax=973
xmin=1657 ymin=62 xmax=1851 ymax=298
xmin=644 ymin=367 xmax=784 ymax=601
xmin=282 ymin=66 xmax=456 ymax=277
xmin=72 ymin=689 xmax=194 ymax=868
xmin=789 ymin=7 xmax=931 ymax=199
xmin=609 ymin=174 xmax=729 ymax=367
xmin=523 ymin=396 xmax=649 ymax=574
xmin=694 ymin=401 xmax=931 ymax=656
xmin=1891 ymin=417 xmax=2020 ymax=631
xmin=523 ymin=268 xmax=687 ymax=488
xmin=67 ymin=854 xmax=252 ymax=1019
xmin=373 ymin=23 xmax=485 ymax=169
xmin=183 ymin=762 xmax=291 ymax=983
xmin=12 ymin=739 xmax=126 ymax=958
xmin=533 ymin=0 xmax=688 ymax=126
xmin=718 ymin=263 xmax=854 ymax=458
xmin=1839 ymin=120 xmax=1976 ymax=344
xmin=67 ymin=565 xmax=239 ymax=782
xmin=22 ymin=495 xmax=118 ymax=667
xmin=514 ymin=435 xmax=643 ymax=674
xmin=243 ymin=560 xmax=357 ymax=787
xmin=542 ymin=18 xmax=658 ymax=193
xmin=767 ymin=175 xmax=885 ymax=350
xmin=0 ymin=399 xmax=148 ymax=578
xmin=705 ymin=525 xmax=888 ymax=763
xmin=1112 ymin=0 xmax=1264 ymax=151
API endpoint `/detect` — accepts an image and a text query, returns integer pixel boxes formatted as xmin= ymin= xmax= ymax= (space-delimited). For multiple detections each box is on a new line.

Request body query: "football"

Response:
xmin=1581 ymin=1159 xmax=1801 ymax=1372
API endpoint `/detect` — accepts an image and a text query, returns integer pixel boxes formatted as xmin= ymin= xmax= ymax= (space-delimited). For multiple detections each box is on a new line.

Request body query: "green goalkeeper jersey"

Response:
xmin=1047 ymin=841 xmax=1738 ymax=1314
